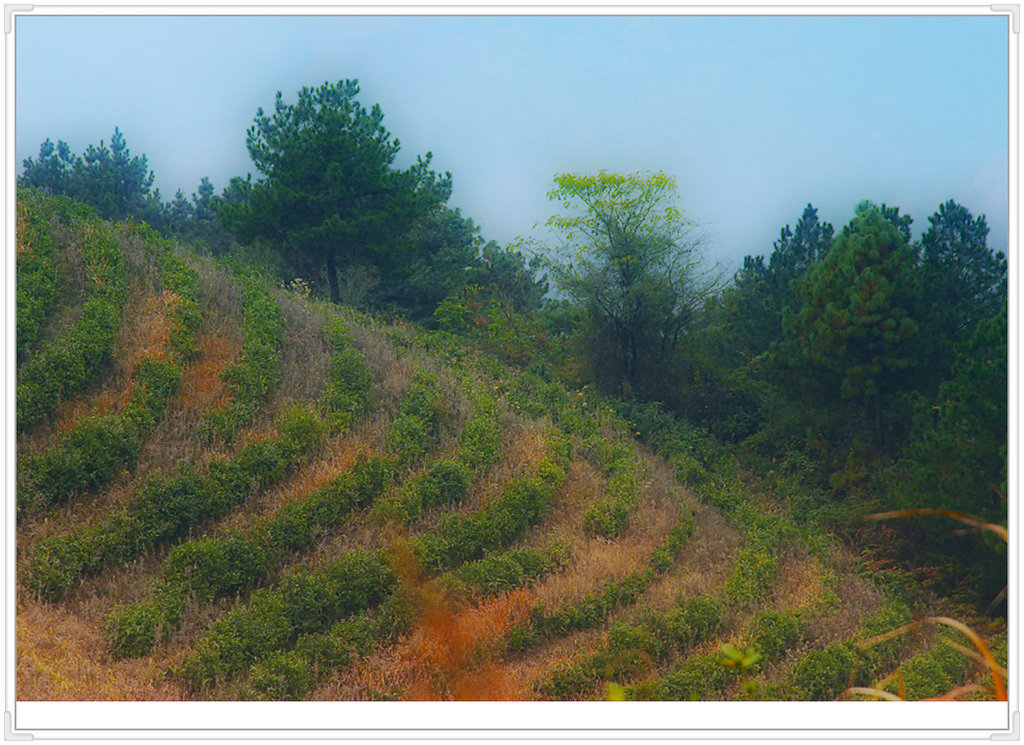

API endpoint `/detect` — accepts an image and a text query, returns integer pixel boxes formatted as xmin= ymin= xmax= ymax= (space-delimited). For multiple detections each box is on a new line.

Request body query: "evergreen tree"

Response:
xmin=775 ymin=201 xmax=921 ymax=445
xmin=221 ymin=80 xmax=452 ymax=304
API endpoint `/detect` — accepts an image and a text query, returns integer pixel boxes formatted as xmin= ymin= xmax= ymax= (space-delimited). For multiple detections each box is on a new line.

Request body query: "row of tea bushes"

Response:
xmin=537 ymin=594 xmax=724 ymax=700
xmin=15 ymin=189 xmax=61 ymax=363
xmin=104 ymin=454 xmax=392 ymax=658
xmin=19 ymin=244 xmax=203 ymax=514
xmin=202 ymin=272 xmax=285 ymax=443
xmin=504 ymin=507 xmax=696 ymax=656
xmin=18 ymin=200 xmax=129 ymax=430
xmin=178 ymin=432 xmax=571 ymax=696
xmin=23 ymin=405 xmax=325 ymax=602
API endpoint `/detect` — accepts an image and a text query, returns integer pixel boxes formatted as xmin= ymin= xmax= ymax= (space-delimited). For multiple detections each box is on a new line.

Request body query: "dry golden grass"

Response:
xmin=16 ymin=598 xmax=183 ymax=701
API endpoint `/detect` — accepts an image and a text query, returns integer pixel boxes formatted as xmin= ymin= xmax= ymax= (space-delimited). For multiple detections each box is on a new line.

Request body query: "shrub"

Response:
xmin=724 ymin=548 xmax=778 ymax=609
xmin=857 ymin=599 xmax=913 ymax=675
xmin=459 ymin=417 xmax=502 ymax=472
xmin=104 ymin=602 xmax=161 ymax=659
xmin=650 ymin=654 xmax=731 ymax=701
xmin=245 ymin=650 xmax=312 ymax=701
xmin=203 ymin=276 xmax=284 ymax=441
xmin=399 ymin=459 xmax=469 ymax=519
xmin=17 ymin=217 xmax=127 ymax=430
xmin=788 ymin=642 xmax=864 ymax=700
xmin=748 ymin=609 xmax=803 ymax=660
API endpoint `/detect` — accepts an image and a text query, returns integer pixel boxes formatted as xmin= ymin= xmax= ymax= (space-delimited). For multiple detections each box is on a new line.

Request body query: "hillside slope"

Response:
xmin=14 ymin=192 xmax=1005 ymax=702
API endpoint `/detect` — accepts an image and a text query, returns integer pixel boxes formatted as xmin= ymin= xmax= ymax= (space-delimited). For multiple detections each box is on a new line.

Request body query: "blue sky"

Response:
xmin=15 ymin=12 xmax=1009 ymax=271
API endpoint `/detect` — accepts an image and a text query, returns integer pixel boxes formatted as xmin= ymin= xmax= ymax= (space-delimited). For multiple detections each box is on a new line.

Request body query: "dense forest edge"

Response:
xmin=15 ymin=78 xmax=1007 ymax=702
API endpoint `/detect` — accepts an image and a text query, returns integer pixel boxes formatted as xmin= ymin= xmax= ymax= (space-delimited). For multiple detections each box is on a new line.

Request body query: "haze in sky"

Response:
xmin=14 ymin=12 xmax=1009 ymax=271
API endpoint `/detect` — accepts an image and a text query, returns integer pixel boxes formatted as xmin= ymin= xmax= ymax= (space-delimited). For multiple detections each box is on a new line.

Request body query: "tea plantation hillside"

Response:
xmin=15 ymin=192 xmax=1006 ymax=702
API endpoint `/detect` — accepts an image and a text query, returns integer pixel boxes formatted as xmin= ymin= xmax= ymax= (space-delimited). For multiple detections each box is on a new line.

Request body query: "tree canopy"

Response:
xmin=543 ymin=170 xmax=716 ymax=396
xmin=221 ymin=79 xmax=452 ymax=303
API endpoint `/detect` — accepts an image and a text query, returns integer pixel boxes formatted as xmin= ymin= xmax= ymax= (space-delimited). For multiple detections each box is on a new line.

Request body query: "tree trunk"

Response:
xmin=326 ymin=249 xmax=340 ymax=304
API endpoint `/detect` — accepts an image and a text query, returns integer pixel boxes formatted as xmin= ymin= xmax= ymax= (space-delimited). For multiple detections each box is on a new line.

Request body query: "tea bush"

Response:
xmin=447 ymin=540 xmax=570 ymax=598
xmin=724 ymin=548 xmax=778 ymax=609
xmin=320 ymin=318 xmax=371 ymax=428
xmin=387 ymin=370 xmax=441 ymax=464
xmin=643 ymin=654 xmax=732 ymax=701
xmin=508 ymin=519 xmax=694 ymax=654
xmin=16 ymin=190 xmax=60 ymax=362
xmin=747 ymin=609 xmax=803 ymax=660
xmin=18 ymin=215 xmax=127 ymax=430
xmin=105 ymin=454 xmax=390 ymax=657
xmin=180 ymin=550 xmax=395 ymax=691
xmin=26 ymin=408 xmax=325 ymax=602
xmin=203 ymin=274 xmax=284 ymax=442
xmin=458 ymin=416 xmax=502 ymax=473
xmin=104 ymin=601 xmax=162 ymax=659
xmin=880 ymin=630 xmax=971 ymax=700
xmin=20 ymin=359 xmax=183 ymax=513
xmin=787 ymin=641 xmax=865 ymax=700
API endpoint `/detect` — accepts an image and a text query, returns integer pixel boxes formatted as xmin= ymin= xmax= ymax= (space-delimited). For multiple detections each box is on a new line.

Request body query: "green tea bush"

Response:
xmin=724 ymin=548 xmax=778 ymax=609
xmin=414 ymin=473 xmax=559 ymax=572
xmin=583 ymin=451 xmax=641 ymax=539
xmin=448 ymin=541 xmax=570 ymax=598
xmin=788 ymin=642 xmax=864 ymax=700
xmin=203 ymin=275 xmax=284 ymax=442
xmin=510 ymin=520 xmax=694 ymax=654
xmin=104 ymin=601 xmax=161 ymax=659
xmin=245 ymin=650 xmax=313 ymax=701
xmin=181 ymin=550 xmax=396 ymax=691
xmin=18 ymin=217 xmax=128 ymax=430
xmin=20 ymin=358 xmax=183 ymax=513
xmin=647 ymin=654 xmax=731 ymax=701
xmin=398 ymin=459 xmax=469 ymax=520
xmin=106 ymin=455 xmax=390 ymax=658
xmin=458 ymin=416 xmax=502 ymax=473
xmin=881 ymin=630 xmax=971 ymax=700
xmin=27 ymin=407 xmax=324 ymax=603
xmin=16 ymin=191 xmax=60 ymax=362
xmin=748 ymin=609 xmax=803 ymax=660
xmin=857 ymin=599 xmax=913 ymax=676
xmin=387 ymin=371 xmax=442 ymax=465
xmin=320 ymin=318 xmax=371 ymax=427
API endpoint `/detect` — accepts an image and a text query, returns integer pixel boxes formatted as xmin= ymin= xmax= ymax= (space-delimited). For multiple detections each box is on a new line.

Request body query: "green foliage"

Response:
xmin=857 ymin=600 xmax=914 ymax=675
xmin=448 ymin=541 xmax=570 ymax=598
xmin=540 ymin=170 xmax=717 ymax=397
xmin=386 ymin=370 xmax=441 ymax=464
xmin=320 ymin=318 xmax=371 ymax=425
xmin=509 ymin=518 xmax=693 ymax=654
xmin=881 ymin=630 xmax=971 ymax=700
xmin=20 ymin=130 xmax=164 ymax=226
xmin=203 ymin=275 xmax=284 ymax=442
xmin=180 ymin=550 xmax=395 ymax=691
xmin=458 ymin=416 xmax=502 ymax=473
xmin=16 ymin=190 xmax=60 ymax=362
xmin=788 ymin=642 xmax=864 ymax=700
xmin=19 ymin=317 xmax=189 ymax=514
xmin=222 ymin=79 xmax=452 ymax=304
xmin=890 ymin=307 xmax=1007 ymax=523
xmin=724 ymin=548 xmax=779 ymax=609
xmin=17 ymin=216 xmax=128 ymax=430
xmin=394 ymin=459 xmax=469 ymax=521
xmin=747 ymin=609 xmax=803 ymax=660
xmin=104 ymin=601 xmax=162 ymax=659
xmin=26 ymin=405 xmax=325 ymax=603
xmin=774 ymin=201 xmax=921 ymax=445
xmin=645 ymin=654 xmax=732 ymax=701
xmin=414 ymin=473 xmax=559 ymax=572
